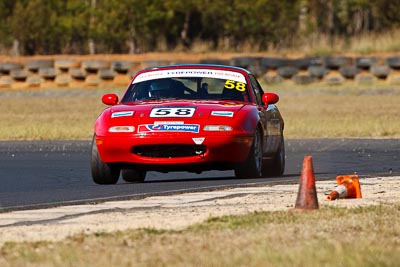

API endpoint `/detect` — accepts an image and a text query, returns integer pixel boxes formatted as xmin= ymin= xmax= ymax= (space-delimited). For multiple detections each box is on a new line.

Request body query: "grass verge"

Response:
xmin=0 ymin=83 xmax=399 ymax=140
xmin=1 ymin=205 xmax=399 ymax=267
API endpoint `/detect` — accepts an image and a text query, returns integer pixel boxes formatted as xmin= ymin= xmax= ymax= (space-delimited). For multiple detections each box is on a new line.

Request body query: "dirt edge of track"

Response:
xmin=0 ymin=176 xmax=398 ymax=245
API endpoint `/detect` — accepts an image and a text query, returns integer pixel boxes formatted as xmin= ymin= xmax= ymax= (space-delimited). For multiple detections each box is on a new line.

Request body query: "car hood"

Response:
xmin=108 ymin=100 xmax=246 ymax=121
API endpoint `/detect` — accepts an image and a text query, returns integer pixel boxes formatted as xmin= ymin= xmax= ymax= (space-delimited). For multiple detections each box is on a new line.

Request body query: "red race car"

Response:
xmin=91 ymin=64 xmax=284 ymax=184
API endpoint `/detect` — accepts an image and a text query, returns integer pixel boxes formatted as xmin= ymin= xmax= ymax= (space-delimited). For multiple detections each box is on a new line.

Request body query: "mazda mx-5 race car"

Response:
xmin=91 ymin=64 xmax=285 ymax=184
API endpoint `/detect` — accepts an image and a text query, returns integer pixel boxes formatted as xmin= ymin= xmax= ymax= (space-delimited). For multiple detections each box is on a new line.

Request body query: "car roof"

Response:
xmin=143 ymin=64 xmax=251 ymax=75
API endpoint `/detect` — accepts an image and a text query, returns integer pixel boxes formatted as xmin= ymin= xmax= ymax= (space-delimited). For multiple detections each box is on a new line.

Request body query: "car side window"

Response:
xmin=249 ymin=75 xmax=263 ymax=105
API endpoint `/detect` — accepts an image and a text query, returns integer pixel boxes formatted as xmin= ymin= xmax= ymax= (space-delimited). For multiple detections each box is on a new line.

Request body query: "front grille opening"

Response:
xmin=132 ymin=145 xmax=206 ymax=158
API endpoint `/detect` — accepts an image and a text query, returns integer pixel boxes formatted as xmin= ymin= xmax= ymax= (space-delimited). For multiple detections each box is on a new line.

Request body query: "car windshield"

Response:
xmin=121 ymin=75 xmax=251 ymax=103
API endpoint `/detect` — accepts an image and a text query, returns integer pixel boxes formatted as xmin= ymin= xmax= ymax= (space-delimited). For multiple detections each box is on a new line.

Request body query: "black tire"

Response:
xmin=142 ymin=60 xmax=170 ymax=68
xmin=98 ymin=69 xmax=116 ymax=80
xmin=291 ymin=58 xmax=313 ymax=70
xmin=234 ymin=129 xmax=263 ymax=178
xmin=111 ymin=61 xmax=135 ymax=74
xmin=248 ymin=64 xmax=267 ymax=78
xmin=69 ymin=68 xmax=87 ymax=80
xmin=10 ymin=69 xmax=29 ymax=81
xmin=200 ymin=59 xmax=230 ymax=65
xmin=308 ymin=66 xmax=328 ymax=79
xmin=54 ymin=58 xmax=80 ymax=72
xmin=91 ymin=136 xmax=120 ymax=185
xmin=339 ymin=65 xmax=360 ymax=79
xmin=386 ymin=57 xmax=400 ymax=70
xmin=263 ymin=73 xmax=283 ymax=84
xmin=261 ymin=57 xmax=288 ymax=70
xmin=324 ymin=56 xmax=353 ymax=70
xmin=370 ymin=65 xmax=391 ymax=79
xmin=39 ymin=67 xmax=58 ymax=80
xmin=82 ymin=60 xmax=110 ymax=73
xmin=1 ymin=62 xmax=22 ymax=74
xmin=355 ymin=57 xmax=378 ymax=70
xmin=122 ymin=169 xmax=146 ymax=183
xmin=277 ymin=66 xmax=299 ymax=79
xmin=25 ymin=59 xmax=54 ymax=72
xmin=231 ymin=56 xmax=260 ymax=68
xmin=263 ymin=137 xmax=285 ymax=177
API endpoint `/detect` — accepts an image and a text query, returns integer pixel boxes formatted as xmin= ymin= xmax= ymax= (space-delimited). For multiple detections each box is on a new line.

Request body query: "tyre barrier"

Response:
xmin=386 ymin=57 xmax=400 ymax=70
xmin=277 ymin=66 xmax=299 ymax=79
xmin=98 ymin=69 xmax=116 ymax=80
xmin=231 ymin=56 xmax=261 ymax=68
xmin=9 ymin=69 xmax=29 ymax=81
xmin=82 ymin=60 xmax=110 ymax=73
xmin=339 ymin=65 xmax=360 ymax=79
xmin=141 ymin=60 xmax=170 ymax=69
xmin=25 ymin=59 xmax=54 ymax=72
xmin=69 ymin=68 xmax=87 ymax=80
xmin=1 ymin=55 xmax=400 ymax=88
xmin=324 ymin=56 xmax=353 ymax=70
xmin=355 ymin=57 xmax=378 ymax=70
xmin=39 ymin=67 xmax=58 ymax=80
xmin=370 ymin=65 xmax=391 ymax=79
xmin=0 ymin=62 xmax=22 ymax=74
xmin=261 ymin=57 xmax=289 ymax=70
xmin=200 ymin=58 xmax=230 ymax=65
xmin=111 ymin=61 xmax=136 ymax=74
xmin=263 ymin=72 xmax=284 ymax=84
xmin=308 ymin=65 xmax=329 ymax=79
xmin=54 ymin=58 xmax=80 ymax=72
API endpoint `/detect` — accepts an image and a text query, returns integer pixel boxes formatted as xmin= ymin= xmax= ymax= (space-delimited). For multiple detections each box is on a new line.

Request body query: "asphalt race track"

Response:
xmin=0 ymin=139 xmax=398 ymax=211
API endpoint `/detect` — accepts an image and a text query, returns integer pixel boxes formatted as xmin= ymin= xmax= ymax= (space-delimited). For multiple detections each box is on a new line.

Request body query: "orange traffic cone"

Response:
xmin=327 ymin=175 xmax=362 ymax=201
xmin=294 ymin=155 xmax=319 ymax=210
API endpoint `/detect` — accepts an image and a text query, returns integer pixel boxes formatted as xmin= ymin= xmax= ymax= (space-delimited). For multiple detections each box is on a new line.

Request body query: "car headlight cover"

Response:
xmin=108 ymin=126 xmax=135 ymax=132
xmin=203 ymin=125 xmax=232 ymax=131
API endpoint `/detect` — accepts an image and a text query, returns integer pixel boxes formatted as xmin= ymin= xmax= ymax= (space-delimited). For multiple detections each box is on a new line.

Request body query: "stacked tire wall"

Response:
xmin=1 ymin=56 xmax=400 ymax=89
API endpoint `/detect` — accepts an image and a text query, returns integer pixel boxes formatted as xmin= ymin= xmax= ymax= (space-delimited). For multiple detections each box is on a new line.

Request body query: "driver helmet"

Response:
xmin=149 ymin=79 xmax=172 ymax=98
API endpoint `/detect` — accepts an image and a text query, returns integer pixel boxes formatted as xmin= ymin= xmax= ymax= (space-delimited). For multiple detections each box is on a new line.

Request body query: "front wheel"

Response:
xmin=91 ymin=136 xmax=120 ymax=184
xmin=122 ymin=169 xmax=146 ymax=183
xmin=234 ymin=129 xmax=263 ymax=178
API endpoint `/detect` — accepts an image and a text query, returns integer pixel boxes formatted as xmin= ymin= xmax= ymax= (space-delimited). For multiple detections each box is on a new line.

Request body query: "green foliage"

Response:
xmin=0 ymin=0 xmax=400 ymax=54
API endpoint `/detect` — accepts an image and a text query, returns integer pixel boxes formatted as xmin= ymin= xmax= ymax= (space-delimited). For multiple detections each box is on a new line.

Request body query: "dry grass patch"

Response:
xmin=1 ymin=205 xmax=399 ymax=267
xmin=0 ymin=89 xmax=122 ymax=140
xmin=0 ymin=84 xmax=399 ymax=140
xmin=271 ymin=82 xmax=400 ymax=138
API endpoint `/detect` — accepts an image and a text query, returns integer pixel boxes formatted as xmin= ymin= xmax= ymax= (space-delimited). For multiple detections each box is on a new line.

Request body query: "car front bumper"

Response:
xmin=95 ymin=133 xmax=253 ymax=167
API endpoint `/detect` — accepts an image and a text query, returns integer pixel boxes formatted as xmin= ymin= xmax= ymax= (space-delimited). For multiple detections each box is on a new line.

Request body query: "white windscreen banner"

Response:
xmin=132 ymin=69 xmax=247 ymax=84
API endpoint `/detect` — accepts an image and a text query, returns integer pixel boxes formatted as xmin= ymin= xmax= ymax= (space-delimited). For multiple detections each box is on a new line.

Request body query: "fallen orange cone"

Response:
xmin=294 ymin=155 xmax=319 ymax=210
xmin=327 ymin=175 xmax=362 ymax=201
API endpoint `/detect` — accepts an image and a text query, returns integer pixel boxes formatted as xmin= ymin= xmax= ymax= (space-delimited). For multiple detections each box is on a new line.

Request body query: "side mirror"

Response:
xmin=262 ymin=93 xmax=279 ymax=106
xmin=102 ymin=94 xmax=119 ymax=105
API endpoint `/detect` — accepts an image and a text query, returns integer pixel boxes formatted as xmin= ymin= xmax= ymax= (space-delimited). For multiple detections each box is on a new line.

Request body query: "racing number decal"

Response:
xmin=224 ymin=80 xmax=246 ymax=92
xmin=150 ymin=107 xmax=196 ymax=117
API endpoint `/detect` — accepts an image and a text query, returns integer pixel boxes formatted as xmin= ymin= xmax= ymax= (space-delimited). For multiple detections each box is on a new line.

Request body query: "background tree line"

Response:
xmin=0 ymin=0 xmax=399 ymax=55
